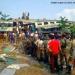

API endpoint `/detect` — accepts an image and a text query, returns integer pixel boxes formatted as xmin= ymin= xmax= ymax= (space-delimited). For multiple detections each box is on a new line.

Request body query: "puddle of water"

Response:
xmin=3 ymin=48 xmax=10 ymax=53
xmin=6 ymin=58 xmax=16 ymax=65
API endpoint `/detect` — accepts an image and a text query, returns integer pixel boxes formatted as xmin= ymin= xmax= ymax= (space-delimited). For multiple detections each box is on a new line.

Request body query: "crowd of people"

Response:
xmin=0 ymin=30 xmax=75 ymax=74
xmin=17 ymin=31 xmax=75 ymax=74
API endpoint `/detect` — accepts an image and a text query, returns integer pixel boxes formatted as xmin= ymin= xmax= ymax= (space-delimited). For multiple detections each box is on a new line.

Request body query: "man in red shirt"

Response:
xmin=47 ymin=34 xmax=61 ymax=73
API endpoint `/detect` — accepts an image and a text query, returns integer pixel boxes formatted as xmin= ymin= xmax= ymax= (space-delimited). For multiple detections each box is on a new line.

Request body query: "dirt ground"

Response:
xmin=15 ymin=66 xmax=50 ymax=75
xmin=0 ymin=39 xmax=75 ymax=75
xmin=14 ymin=54 xmax=51 ymax=75
xmin=0 ymin=43 xmax=50 ymax=75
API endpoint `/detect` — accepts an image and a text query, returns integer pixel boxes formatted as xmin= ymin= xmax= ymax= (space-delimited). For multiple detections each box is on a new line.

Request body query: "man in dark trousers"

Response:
xmin=47 ymin=34 xmax=61 ymax=73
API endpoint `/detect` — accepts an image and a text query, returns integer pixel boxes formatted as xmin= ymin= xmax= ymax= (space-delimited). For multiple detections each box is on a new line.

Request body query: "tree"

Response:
xmin=58 ymin=16 xmax=68 ymax=33
xmin=26 ymin=12 xmax=29 ymax=20
xmin=0 ymin=11 xmax=2 ymax=15
xmin=0 ymin=11 xmax=10 ymax=21
xmin=22 ymin=12 xmax=30 ymax=20
xmin=0 ymin=11 xmax=2 ymax=18
xmin=2 ymin=14 xmax=9 ymax=19
xmin=69 ymin=24 xmax=75 ymax=39
xmin=22 ymin=12 xmax=26 ymax=19
xmin=7 ymin=18 xmax=13 ymax=21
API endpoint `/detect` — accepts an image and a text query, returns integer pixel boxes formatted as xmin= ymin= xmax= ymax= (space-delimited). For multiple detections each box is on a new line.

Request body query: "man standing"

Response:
xmin=47 ymin=34 xmax=61 ymax=73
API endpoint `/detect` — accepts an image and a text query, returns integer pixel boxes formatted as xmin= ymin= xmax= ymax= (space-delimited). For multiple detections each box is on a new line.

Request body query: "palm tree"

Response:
xmin=1 ymin=13 xmax=9 ymax=20
xmin=0 ymin=11 xmax=10 ymax=21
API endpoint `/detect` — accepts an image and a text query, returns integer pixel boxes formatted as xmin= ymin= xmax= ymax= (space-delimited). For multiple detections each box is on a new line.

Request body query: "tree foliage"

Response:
xmin=58 ymin=16 xmax=69 ymax=33
xmin=22 ymin=12 xmax=26 ymax=19
xmin=58 ymin=16 xmax=75 ymax=38
xmin=22 ymin=12 xmax=29 ymax=20
xmin=0 ymin=11 xmax=12 ymax=21
xmin=69 ymin=24 xmax=75 ymax=38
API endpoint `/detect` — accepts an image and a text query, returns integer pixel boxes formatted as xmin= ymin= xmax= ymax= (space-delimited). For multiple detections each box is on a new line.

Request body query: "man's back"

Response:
xmin=48 ymin=39 xmax=61 ymax=55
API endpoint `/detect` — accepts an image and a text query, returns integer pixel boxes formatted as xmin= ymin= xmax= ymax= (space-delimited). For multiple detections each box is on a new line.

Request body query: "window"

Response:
xmin=13 ymin=22 xmax=17 ymax=26
xmin=56 ymin=21 xmax=59 ymax=23
xmin=7 ymin=23 xmax=12 ymax=27
xmin=29 ymin=23 xmax=36 ymax=32
xmin=38 ymin=22 xmax=42 ymax=25
xmin=44 ymin=22 xmax=48 ymax=25
xmin=50 ymin=22 xmax=54 ymax=24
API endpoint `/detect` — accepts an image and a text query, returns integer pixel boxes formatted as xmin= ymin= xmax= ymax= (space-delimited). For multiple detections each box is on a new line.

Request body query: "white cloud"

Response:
xmin=56 ymin=9 xmax=75 ymax=21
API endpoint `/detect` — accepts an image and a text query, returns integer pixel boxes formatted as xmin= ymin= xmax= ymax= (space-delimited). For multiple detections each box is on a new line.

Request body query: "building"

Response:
xmin=0 ymin=19 xmax=75 ymax=33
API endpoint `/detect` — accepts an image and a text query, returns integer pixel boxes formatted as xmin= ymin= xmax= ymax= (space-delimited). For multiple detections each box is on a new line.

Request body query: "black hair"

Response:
xmin=55 ymin=35 xmax=59 ymax=39
xmin=49 ymin=34 xmax=54 ymax=39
